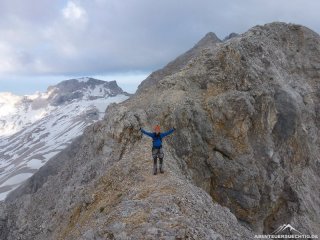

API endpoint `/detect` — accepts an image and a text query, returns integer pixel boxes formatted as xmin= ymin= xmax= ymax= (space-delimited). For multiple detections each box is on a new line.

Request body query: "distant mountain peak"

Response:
xmin=48 ymin=77 xmax=107 ymax=91
xmin=194 ymin=32 xmax=221 ymax=48
xmin=0 ymin=77 xmax=130 ymax=200
xmin=47 ymin=78 xmax=129 ymax=106
xmin=0 ymin=77 xmax=129 ymax=136
xmin=223 ymin=32 xmax=239 ymax=41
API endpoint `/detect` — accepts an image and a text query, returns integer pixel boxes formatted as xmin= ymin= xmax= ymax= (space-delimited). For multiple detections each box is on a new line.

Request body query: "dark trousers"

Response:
xmin=152 ymin=147 xmax=164 ymax=173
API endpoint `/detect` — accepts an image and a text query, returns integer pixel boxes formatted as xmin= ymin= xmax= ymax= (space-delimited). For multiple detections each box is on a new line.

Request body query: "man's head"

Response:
xmin=154 ymin=125 xmax=160 ymax=134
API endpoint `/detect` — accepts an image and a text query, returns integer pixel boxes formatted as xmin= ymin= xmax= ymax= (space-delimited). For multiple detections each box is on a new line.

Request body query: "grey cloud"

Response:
xmin=0 ymin=0 xmax=319 ymax=77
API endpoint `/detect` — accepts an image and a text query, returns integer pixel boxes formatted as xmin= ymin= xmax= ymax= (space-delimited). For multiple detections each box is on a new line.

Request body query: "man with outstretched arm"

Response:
xmin=140 ymin=125 xmax=175 ymax=175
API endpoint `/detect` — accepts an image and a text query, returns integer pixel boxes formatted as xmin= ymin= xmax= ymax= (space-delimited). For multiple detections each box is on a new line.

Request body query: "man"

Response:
xmin=140 ymin=125 xmax=175 ymax=175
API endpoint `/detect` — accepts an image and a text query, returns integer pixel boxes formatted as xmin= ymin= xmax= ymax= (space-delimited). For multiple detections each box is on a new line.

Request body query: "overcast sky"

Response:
xmin=0 ymin=0 xmax=319 ymax=94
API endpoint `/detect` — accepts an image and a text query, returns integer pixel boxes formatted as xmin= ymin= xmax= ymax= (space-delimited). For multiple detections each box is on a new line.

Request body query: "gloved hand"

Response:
xmin=173 ymin=127 xmax=176 ymax=130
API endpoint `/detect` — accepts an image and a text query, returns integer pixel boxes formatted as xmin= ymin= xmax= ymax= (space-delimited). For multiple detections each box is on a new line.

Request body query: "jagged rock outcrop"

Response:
xmin=137 ymin=32 xmax=221 ymax=93
xmin=1 ymin=22 xmax=320 ymax=239
xmin=223 ymin=33 xmax=239 ymax=41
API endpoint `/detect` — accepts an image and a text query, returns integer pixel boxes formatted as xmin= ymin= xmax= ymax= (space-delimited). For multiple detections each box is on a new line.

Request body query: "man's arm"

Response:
xmin=140 ymin=128 xmax=154 ymax=138
xmin=160 ymin=128 xmax=175 ymax=138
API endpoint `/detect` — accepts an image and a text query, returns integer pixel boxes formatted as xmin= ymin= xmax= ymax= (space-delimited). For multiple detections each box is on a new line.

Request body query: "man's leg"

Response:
xmin=152 ymin=148 xmax=158 ymax=175
xmin=159 ymin=158 xmax=164 ymax=173
xmin=159 ymin=148 xmax=164 ymax=173
xmin=153 ymin=157 xmax=158 ymax=175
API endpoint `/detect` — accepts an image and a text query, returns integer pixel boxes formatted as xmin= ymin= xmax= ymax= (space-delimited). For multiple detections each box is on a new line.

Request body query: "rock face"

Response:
xmin=1 ymin=22 xmax=320 ymax=239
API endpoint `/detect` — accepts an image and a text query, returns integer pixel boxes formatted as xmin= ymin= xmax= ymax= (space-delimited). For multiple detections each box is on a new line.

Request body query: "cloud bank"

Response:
xmin=0 ymin=0 xmax=319 ymax=80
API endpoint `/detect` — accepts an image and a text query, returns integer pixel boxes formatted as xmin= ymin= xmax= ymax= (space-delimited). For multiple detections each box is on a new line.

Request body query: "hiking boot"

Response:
xmin=153 ymin=164 xmax=157 ymax=175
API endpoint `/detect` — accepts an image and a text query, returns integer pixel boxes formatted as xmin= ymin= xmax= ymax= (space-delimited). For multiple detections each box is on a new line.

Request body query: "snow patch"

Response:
xmin=0 ymin=173 xmax=33 ymax=187
xmin=77 ymin=77 xmax=90 ymax=82
xmin=0 ymin=186 xmax=19 ymax=201
xmin=27 ymin=159 xmax=44 ymax=169
xmin=42 ymin=152 xmax=59 ymax=160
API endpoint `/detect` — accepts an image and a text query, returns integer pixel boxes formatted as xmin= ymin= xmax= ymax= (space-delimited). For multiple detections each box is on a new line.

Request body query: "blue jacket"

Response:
xmin=141 ymin=128 xmax=175 ymax=148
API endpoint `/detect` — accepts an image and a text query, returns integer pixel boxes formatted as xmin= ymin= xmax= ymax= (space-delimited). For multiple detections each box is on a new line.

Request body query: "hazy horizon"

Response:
xmin=0 ymin=72 xmax=149 ymax=95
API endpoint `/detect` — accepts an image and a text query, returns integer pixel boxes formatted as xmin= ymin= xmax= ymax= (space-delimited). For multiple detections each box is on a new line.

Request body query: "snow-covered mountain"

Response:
xmin=0 ymin=77 xmax=130 ymax=200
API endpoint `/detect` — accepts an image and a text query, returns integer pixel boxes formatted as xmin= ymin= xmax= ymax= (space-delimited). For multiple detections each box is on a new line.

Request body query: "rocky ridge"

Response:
xmin=1 ymin=22 xmax=320 ymax=239
xmin=137 ymin=32 xmax=221 ymax=92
